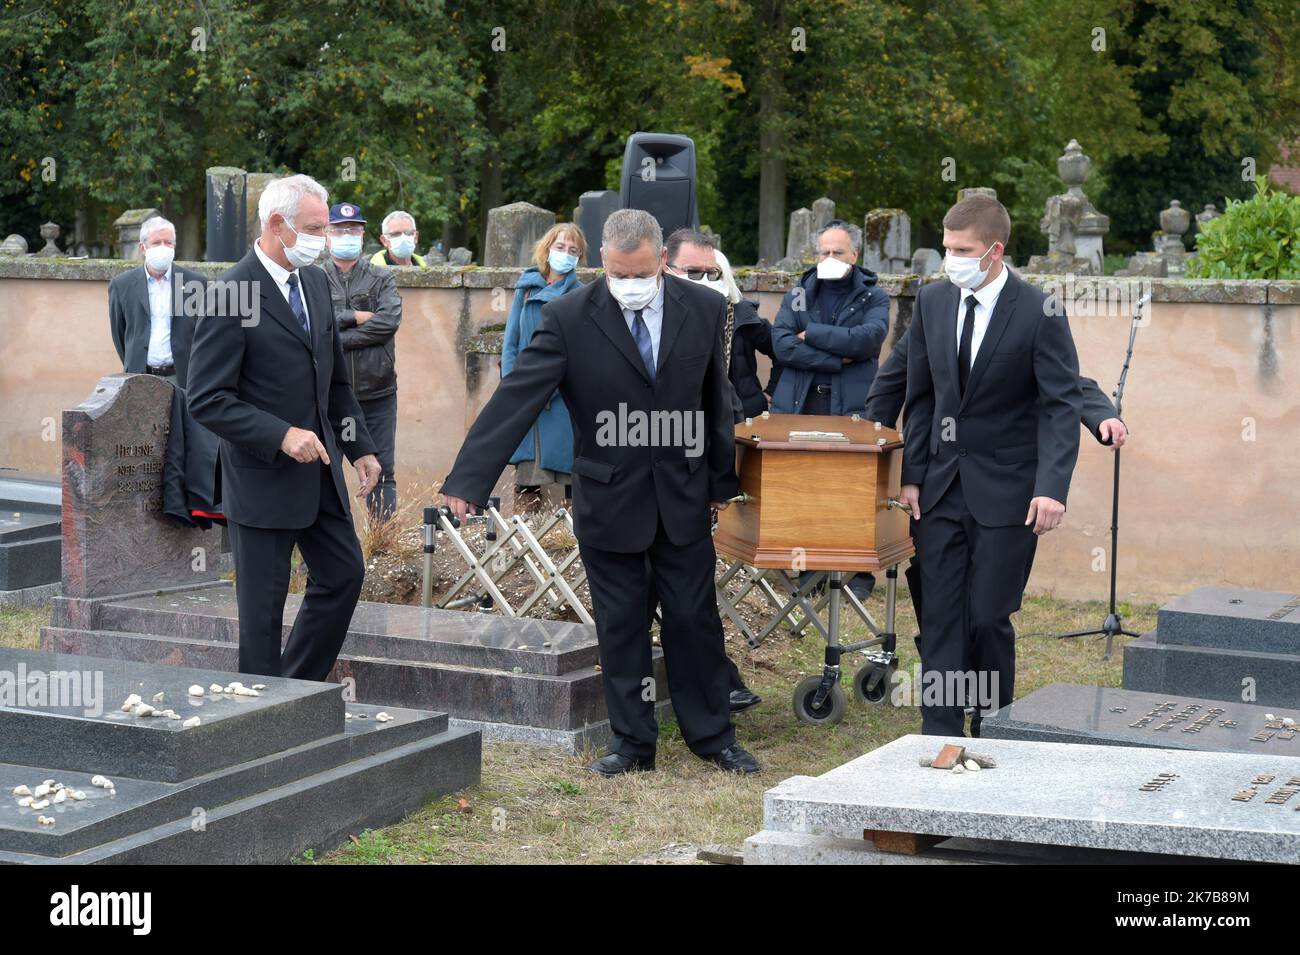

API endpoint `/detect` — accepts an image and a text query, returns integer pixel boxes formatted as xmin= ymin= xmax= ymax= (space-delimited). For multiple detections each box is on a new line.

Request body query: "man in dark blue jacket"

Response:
xmin=771 ymin=219 xmax=890 ymax=598
xmin=771 ymin=220 xmax=890 ymax=418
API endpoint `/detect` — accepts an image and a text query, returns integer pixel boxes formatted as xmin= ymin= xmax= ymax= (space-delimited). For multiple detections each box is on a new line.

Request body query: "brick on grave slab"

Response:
xmin=931 ymin=743 xmax=965 ymax=770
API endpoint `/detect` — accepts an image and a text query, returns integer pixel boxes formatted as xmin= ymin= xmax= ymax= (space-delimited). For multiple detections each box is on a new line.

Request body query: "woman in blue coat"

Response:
xmin=501 ymin=222 xmax=587 ymax=506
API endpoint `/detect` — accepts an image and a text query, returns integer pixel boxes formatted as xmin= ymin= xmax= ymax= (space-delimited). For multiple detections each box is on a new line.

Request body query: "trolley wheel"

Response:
xmin=853 ymin=661 xmax=899 ymax=706
xmin=792 ymin=675 xmax=846 ymax=725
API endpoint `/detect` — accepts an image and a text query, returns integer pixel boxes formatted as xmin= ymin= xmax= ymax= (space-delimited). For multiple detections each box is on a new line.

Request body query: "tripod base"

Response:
xmin=1056 ymin=613 xmax=1141 ymax=661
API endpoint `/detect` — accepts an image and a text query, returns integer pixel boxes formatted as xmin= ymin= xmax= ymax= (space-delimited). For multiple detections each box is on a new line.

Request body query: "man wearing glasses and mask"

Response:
xmin=370 ymin=210 xmax=426 ymax=268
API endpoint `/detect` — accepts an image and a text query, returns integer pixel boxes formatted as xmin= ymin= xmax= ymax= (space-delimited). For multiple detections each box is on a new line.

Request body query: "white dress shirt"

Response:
xmin=616 ymin=277 xmax=665 ymax=367
xmin=954 ymin=263 xmax=1010 ymax=363
xmin=255 ymin=241 xmax=310 ymax=332
xmin=145 ymin=265 xmax=174 ymax=366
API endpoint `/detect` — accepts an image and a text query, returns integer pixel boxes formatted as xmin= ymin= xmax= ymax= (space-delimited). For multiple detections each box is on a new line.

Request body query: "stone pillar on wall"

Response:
xmin=862 ymin=209 xmax=911 ymax=272
xmin=244 ymin=173 xmax=278 ymax=248
xmin=113 ymin=208 xmax=161 ymax=260
xmin=482 ymin=202 xmax=555 ymax=267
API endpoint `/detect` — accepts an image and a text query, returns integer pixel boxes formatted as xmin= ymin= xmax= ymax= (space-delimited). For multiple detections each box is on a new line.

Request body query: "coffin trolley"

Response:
xmin=714 ymin=413 xmax=915 ymax=724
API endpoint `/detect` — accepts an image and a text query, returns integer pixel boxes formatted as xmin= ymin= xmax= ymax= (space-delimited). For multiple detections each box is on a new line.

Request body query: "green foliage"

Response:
xmin=1188 ymin=181 xmax=1300 ymax=279
xmin=1 ymin=0 xmax=1296 ymax=261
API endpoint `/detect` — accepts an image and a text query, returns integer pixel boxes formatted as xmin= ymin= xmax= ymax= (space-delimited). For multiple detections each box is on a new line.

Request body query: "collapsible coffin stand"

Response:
xmin=425 ymin=497 xmax=594 ymax=626
xmin=714 ymin=413 xmax=916 ymax=724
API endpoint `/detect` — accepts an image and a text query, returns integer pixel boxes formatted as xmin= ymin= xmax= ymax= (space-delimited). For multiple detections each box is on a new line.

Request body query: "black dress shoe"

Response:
xmin=702 ymin=744 xmax=760 ymax=774
xmin=588 ymin=752 xmax=655 ymax=776
xmin=729 ymin=687 xmax=763 ymax=712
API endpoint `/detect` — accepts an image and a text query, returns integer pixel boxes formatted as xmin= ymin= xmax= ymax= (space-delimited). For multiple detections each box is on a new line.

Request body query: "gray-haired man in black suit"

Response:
xmin=187 ymin=174 xmax=381 ymax=681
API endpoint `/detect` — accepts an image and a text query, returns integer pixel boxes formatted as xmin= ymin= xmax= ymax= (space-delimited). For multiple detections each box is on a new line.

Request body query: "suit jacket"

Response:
xmin=163 ymin=382 xmax=221 ymax=526
xmin=186 ymin=248 xmax=376 ymax=529
xmin=866 ymin=316 xmax=1121 ymax=438
xmin=902 ymin=269 xmax=1082 ymax=526
xmin=442 ymin=274 xmax=739 ymax=553
xmin=108 ymin=263 xmax=205 ymax=386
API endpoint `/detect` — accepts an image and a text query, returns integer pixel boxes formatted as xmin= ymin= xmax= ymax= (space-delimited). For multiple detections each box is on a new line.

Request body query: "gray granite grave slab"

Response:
xmin=0 ymin=700 xmax=455 ymax=858
xmin=1 ymin=717 xmax=480 ymax=864
xmin=74 ymin=583 xmax=601 ymax=675
xmin=1156 ymin=587 xmax=1300 ymax=653
xmin=983 ymin=683 xmax=1300 ymax=754
xmin=1124 ymin=631 xmax=1300 ymax=708
xmin=758 ymin=734 xmax=1300 ymax=863
xmin=43 ymin=580 xmax=670 ymax=752
xmin=0 ymin=647 xmax=481 ymax=863
xmin=0 ymin=647 xmax=342 ymax=782
xmin=0 ymin=473 xmax=61 ymax=597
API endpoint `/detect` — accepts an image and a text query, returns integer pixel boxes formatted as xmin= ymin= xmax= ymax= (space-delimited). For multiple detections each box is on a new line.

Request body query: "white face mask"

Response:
xmin=608 ymin=273 xmax=660 ymax=311
xmin=816 ymin=256 xmax=853 ymax=280
xmin=143 ymin=244 xmax=174 ymax=273
xmin=945 ymin=244 xmax=996 ymax=289
xmin=280 ymin=220 xmax=327 ymax=268
xmin=694 ymin=276 xmax=729 ymax=298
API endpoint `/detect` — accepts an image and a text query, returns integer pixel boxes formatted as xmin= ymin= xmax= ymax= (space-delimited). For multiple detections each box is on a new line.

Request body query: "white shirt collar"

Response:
xmin=254 ymin=240 xmax=297 ymax=289
xmin=963 ymin=261 xmax=1010 ymax=310
xmin=145 ymin=264 xmax=172 ymax=285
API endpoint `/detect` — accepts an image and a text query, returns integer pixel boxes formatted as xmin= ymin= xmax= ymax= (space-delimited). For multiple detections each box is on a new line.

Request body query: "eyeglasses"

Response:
xmin=385 ymin=230 xmax=416 ymax=238
xmin=668 ymin=265 xmax=722 ymax=281
xmin=328 ymin=226 xmax=365 ymax=236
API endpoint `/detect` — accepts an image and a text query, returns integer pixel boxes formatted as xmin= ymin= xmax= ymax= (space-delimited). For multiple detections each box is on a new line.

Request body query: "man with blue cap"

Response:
xmin=323 ymin=201 xmax=403 ymax=518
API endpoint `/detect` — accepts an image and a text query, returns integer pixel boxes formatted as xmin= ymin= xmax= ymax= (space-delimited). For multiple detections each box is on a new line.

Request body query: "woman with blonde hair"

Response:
xmin=500 ymin=222 xmax=587 ymax=509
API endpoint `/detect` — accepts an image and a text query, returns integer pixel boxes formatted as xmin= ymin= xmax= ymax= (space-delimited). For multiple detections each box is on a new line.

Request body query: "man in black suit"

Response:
xmin=866 ymin=318 xmax=1129 ymax=631
xmin=898 ymin=194 xmax=1082 ymax=737
xmin=108 ymin=215 xmax=204 ymax=386
xmin=187 ymin=174 xmax=381 ymax=681
xmin=442 ymin=209 xmax=759 ymax=776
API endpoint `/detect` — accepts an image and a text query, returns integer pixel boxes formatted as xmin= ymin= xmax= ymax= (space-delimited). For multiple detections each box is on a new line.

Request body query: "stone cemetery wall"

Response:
xmin=1 ymin=258 xmax=1298 ymax=602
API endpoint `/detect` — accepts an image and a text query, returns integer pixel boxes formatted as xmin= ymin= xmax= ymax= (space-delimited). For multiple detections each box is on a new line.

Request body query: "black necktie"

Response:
xmin=958 ymin=295 xmax=976 ymax=395
xmin=286 ymin=273 xmax=309 ymax=337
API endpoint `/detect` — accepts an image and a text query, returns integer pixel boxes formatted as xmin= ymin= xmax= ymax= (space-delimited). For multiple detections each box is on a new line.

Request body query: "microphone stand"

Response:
xmin=1053 ymin=290 xmax=1150 ymax=660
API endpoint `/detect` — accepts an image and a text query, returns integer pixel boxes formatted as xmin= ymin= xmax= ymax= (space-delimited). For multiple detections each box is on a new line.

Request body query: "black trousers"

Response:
xmin=227 ymin=463 xmax=366 ymax=681
xmin=646 ymin=567 xmax=746 ymax=692
xmin=580 ymin=517 xmax=736 ymax=760
xmin=914 ymin=475 xmax=1035 ymax=737
xmin=906 ymin=518 xmax=1039 ymax=649
xmin=358 ymin=392 xmax=397 ymax=519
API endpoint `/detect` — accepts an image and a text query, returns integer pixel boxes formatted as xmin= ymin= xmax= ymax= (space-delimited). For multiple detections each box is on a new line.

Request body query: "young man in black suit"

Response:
xmin=865 ymin=316 xmax=1129 ymax=632
xmin=441 ymin=209 xmax=759 ymax=777
xmin=187 ymin=174 xmax=381 ymax=681
xmin=898 ymin=194 xmax=1082 ymax=737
